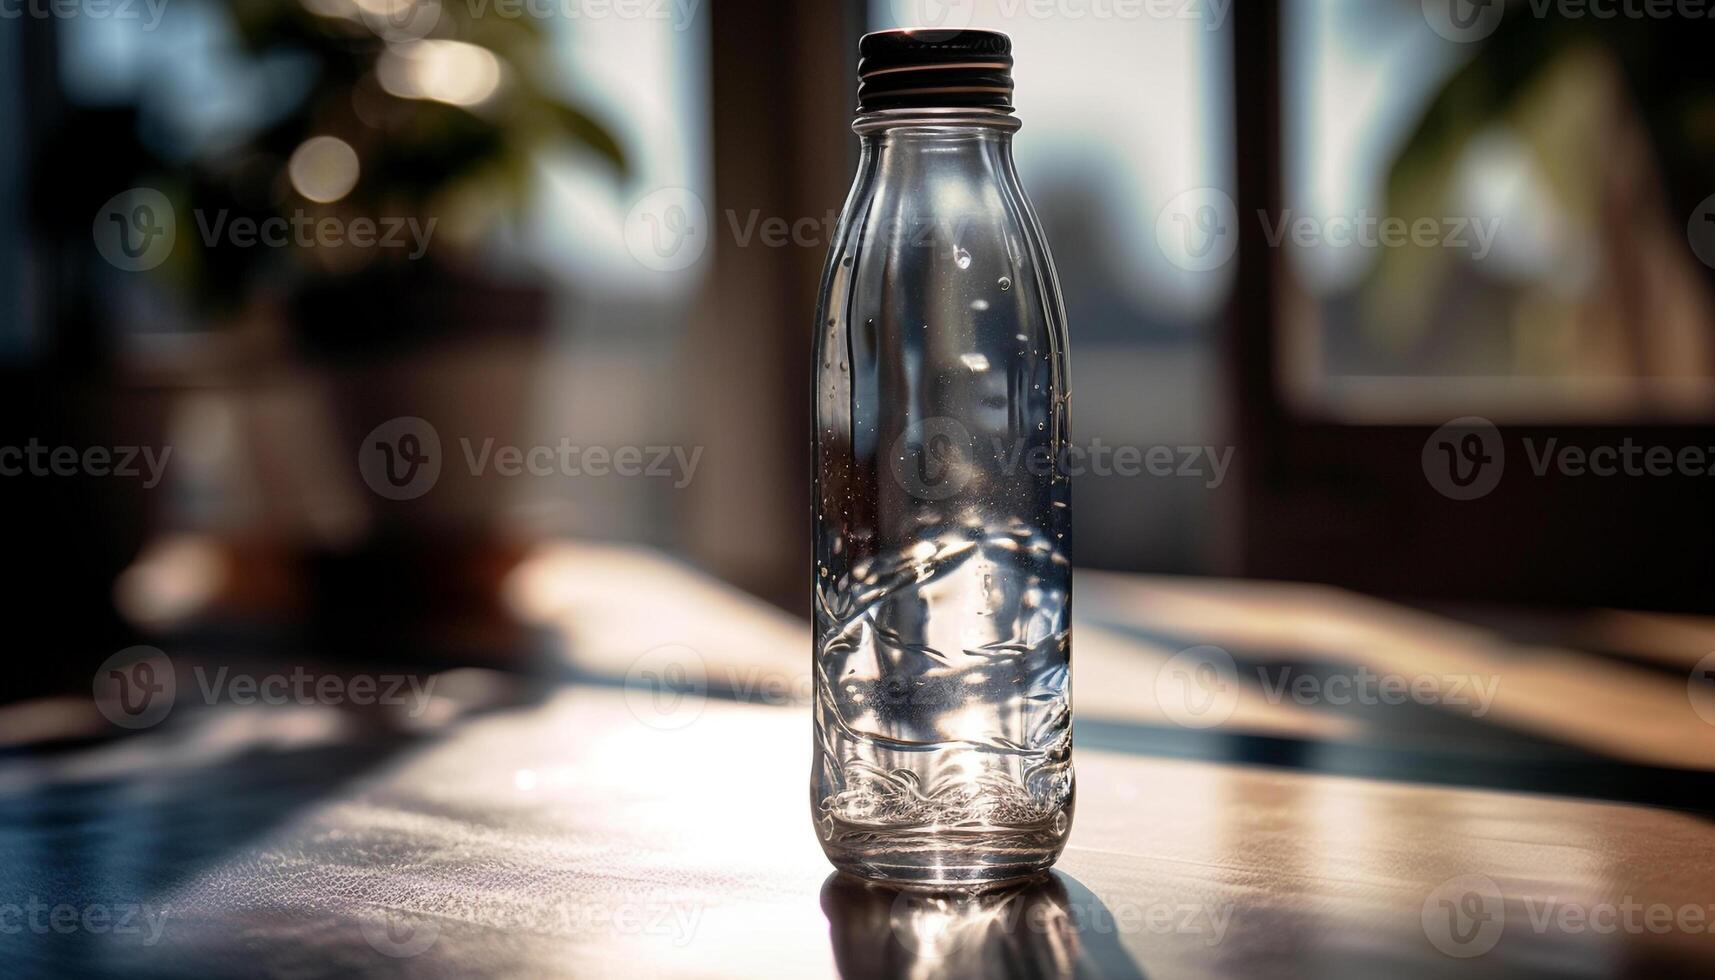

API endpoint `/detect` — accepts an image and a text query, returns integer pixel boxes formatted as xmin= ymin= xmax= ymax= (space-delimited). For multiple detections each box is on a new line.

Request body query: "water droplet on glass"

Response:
xmin=998 ymin=276 xmax=1012 ymax=291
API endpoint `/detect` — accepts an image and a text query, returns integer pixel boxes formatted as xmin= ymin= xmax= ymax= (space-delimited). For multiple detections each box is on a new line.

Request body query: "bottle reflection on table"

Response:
xmin=820 ymin=871 xmax=1145 ymax=980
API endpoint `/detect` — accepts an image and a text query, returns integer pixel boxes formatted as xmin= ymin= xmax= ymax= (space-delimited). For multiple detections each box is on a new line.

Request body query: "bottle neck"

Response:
xmin=851 ymin=107 xmax=1021 ymax=138
xmin=851 ymin=109 xmax=1022 ymax=187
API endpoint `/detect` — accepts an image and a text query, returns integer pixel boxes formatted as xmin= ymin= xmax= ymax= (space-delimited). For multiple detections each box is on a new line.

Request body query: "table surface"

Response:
xmin=4 ymin=541 xmax=1714 ymax=979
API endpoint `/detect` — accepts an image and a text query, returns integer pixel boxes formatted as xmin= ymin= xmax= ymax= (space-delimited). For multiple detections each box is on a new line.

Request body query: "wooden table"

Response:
xmin=3 ymin=542 xmax=1712 ymax=978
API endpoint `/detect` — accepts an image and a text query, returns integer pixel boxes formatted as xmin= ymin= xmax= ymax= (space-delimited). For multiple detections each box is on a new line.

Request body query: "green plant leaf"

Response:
xmin=549 ymin=103 xmax=627 ymax=177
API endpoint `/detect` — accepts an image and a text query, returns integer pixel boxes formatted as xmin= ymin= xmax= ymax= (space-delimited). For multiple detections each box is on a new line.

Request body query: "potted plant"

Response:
xmin=48 ymin=0 xmax=627 ymax=658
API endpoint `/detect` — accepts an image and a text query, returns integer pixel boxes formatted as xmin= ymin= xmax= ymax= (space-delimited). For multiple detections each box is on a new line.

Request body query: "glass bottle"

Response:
xmin=811 ymin=29 xmax=1074 ymax=886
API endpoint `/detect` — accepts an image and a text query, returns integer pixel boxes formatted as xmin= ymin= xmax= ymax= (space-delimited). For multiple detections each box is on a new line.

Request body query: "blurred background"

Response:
xmin=1 ymin=0 xmax=1713 ymax=718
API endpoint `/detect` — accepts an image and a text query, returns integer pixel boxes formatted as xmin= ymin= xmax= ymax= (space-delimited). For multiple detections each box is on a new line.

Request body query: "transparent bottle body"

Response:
xmin=811 ymin=113 xmax=1073 ymax=885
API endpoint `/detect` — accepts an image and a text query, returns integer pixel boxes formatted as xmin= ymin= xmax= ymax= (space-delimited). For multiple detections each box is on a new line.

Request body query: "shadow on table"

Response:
xmin=821 ymin=871 xmax=1147 ymax=980
xmin=1082 ymin=616 xmax=1715 ymax=815
xmin=0 ymin=665 xmax=545 ymax=977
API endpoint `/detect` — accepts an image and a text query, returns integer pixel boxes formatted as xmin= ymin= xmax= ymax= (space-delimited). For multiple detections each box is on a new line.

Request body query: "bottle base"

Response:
xmin=817 ymin=816 xmax=1069 ymax=888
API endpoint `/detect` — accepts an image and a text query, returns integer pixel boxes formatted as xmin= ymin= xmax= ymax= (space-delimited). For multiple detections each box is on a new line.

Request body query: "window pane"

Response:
xmin=1283 ymin=0 xmax=1715 ymax=421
